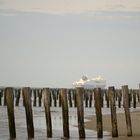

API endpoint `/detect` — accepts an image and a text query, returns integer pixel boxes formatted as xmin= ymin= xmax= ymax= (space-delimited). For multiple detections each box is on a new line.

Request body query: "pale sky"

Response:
xmin=0 ymin=0 xmax=140 ymax=14
xmin=0 ymin=0 xmax=140 ymax=88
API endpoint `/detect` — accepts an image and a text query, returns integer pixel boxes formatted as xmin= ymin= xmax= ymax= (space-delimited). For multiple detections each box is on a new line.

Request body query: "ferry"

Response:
xmin=73 ymin=75 xmax=106 ymax=89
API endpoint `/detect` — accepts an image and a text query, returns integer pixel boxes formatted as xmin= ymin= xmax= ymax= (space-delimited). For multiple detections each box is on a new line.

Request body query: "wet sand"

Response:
xmin=0 ymin=106 xmax=95 ymax=140
xmin=0 ymin=105 xmax=140 ymax=140
xmin=85 ymin=110 xmax=140 ymax=140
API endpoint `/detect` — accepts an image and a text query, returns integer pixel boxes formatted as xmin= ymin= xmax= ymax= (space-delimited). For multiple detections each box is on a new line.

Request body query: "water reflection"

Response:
xmin=0 ymin=106 xmax=128 ymax=139
xmin=32 ymin=107 xmax=95 ymax=138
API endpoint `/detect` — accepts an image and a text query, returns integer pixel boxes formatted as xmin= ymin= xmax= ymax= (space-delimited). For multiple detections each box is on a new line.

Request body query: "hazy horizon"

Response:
xmin=0 ymin=1 xmax=140 ymax=89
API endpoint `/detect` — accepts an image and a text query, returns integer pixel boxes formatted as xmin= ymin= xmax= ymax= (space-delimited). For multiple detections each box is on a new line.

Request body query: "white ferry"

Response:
xmin=73 ymin=75 xmax=106 ymax=89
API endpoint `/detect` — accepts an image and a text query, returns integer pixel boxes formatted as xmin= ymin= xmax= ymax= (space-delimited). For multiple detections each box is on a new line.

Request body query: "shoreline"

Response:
xmin=85 ymin=110 xmax=140 ymax=139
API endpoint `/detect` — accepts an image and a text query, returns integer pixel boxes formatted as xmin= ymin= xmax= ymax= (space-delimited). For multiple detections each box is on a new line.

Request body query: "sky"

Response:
xmin=0 ymin=0 xmax=140 ymax=88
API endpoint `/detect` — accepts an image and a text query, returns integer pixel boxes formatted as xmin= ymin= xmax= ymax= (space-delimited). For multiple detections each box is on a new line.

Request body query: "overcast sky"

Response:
xmin=0 ymin=0 xmax=140 ymax=88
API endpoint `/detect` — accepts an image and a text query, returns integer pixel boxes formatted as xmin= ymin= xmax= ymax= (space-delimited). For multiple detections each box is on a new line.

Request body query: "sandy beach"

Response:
xmin=0 ymin=104 xmax=140 ymax=140
xmin=85 ymin=110 xmax=140 ymax=140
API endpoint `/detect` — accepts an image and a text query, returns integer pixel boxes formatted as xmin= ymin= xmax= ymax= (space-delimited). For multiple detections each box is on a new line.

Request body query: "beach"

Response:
xmin=0 ymin=106 xmax=96 ymax=140
xmin=0 ymin=93 xmax=140 ymax=140
xmin=85 ymin=110 xmax=140 ymax=140
xmin=0 ymin=105 xmax=140 ymax=140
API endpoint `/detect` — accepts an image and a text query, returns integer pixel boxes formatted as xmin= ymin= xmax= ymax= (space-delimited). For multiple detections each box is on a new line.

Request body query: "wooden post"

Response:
xmin=128 ymin=91 xmax=132 ymax=108
xmin=101 ymin=90 xmax=104 ymax=108
xmin=22 ymin=87 xmax=34 ymax=138
xmin=15 ymin=89 xmax=21 ymax=106
xmin=33 ymin=89 xmax=37 ymax=107
xmin=1 ymin=89 xmax=5 ymax=105
xmin=139 ymin=84 xmax=140 ymax=103
xmin=122 ymin=85 xmax=132 ymax=136
xmin=0 ymin=89 xmax=3 ymax=106
xmin=14 ymin=88 xmax=18 ymax=98
xmin=137 ymin=88 xmax=140 ymax=102
xmin=5 ymin=87 xmax=16 ymax=139
xmin=59 ymin=90 xmax=62 ymax=107
xmin=73 ymin=90 xmax=77 ymax=107
xmin=50 ymin=92 xmax=52 ymax=107
xmin=55 ymin=88 xmax=60 ymax=100
xmin=4 ymin=90 xmax=7 ymax=106
xmin=89 ymin=92 xmax=93 ymax=107
xmin=108 ymin=87 xmax=118 ymax=137
xmin=117 ymin=90 xmax=122 ymax=108
xmin=76 ymin=87 xmax=85 ymax=138
xmin=52 ymin=91 xmax=57 ymax=107
xmin=43 ymin=88 xmax=52 ymax=138
xmin=105 ymin=90 xmax=109 ymax=108
xmin=132 ymin=90 xmax=136 ymax=108
xmin=68 ymin=89 xmax=72 ymax=107
xmin=60 ymin=88 xmax=70 ymax=138
xmin=85 ymin=91 xmax=89 ymax=107
xmin=38 ymin=89 xmax=42 ymax=107
xmin=94 ymin=88 xmax=103 ymax=138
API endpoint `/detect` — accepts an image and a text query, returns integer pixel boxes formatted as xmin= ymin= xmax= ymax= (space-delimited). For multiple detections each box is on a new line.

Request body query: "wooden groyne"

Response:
xmin=0 ymin=85 xmax=140 ymax=139
xmin=0 ymin=87 xmax=139 ymax=108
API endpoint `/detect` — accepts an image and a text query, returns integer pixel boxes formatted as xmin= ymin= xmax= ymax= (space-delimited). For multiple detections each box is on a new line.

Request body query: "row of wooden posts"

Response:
xmin=0 ymin=87 xmax=140 ymax=108
xmin=1 ymin=85 xmax=140 ymax=139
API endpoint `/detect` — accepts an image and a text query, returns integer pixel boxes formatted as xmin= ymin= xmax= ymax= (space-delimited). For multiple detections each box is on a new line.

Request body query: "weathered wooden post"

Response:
xmin=132 ymin=90 xmax=136 ymax=108
xmin=43 ymin=88 xmax=52 ymax=138
xmin=68 ymin=89 xmax=72 ymax=107
xmin=22 ymin=87 xmax=34 ymax=138
xmin=73 ymin=90 xmax=77 ymax=107
xmin=85 ymin=91 xmax=89 ymax=107
xmin=136 ymin=90 xmax=139 ymax=102
xmin=0 ymin=92 xmax=1 ymax=106
xmin=94 ymin=88 xmax=103 ymax=138
xmin=117 ymin=90 xmax=122 ymax=108
xmin=5 ymin=87 xmax=16 ymax=139
xmin=14 ymin=88 xmax=18 ymax=98
xmin=0 ymin=89 xmax=3 ymax=106
xmin=108 ymin=87 xmax=118 ymax=137
xmin=50 ymin=91 xmax=52 ymax=107
xmin=128 ymin=91 xmax=132 ymax=108
xmin=105 ymin=90 xmax=109 ymax=108
xmin=58 ymin=90 xmax=62 ymax=107
xmin=55 ymin=89 xmax=58 ymax=107
xmin=101 ymin=90 xmax=104 ymax=108
xmin=137 ymin=89 xmax=139 ymax=102
xmin=122 ymin=85 xmax=132 ymax=136
xmin=4 ymin=90 xmax=7 ymax=106
xmin=76 ymin=87 xmax=85 ymax=138
xmin=89 ymin=92 xmax=93 ymax=108
xmin=52 ymin=90 xmax=57 ymax=107
xmin=115 ymin=88 xmax=117 ymax=101
xmin=38 ymin=89 xmax=42 ymax=107
xmin=60 ymin=88 xmax=70 ymax=138
xmin=33 ymin=89 xmax=37 ymax=107
xmin=15 ymin=89 xmax=21 ymax=106
xmin=139 ymin=84 xmax=140 ymax=103
xmin=56 ymin=89 xmax=59 ymax=100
